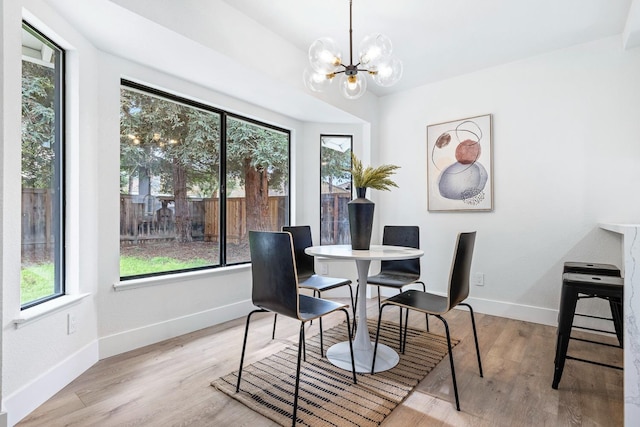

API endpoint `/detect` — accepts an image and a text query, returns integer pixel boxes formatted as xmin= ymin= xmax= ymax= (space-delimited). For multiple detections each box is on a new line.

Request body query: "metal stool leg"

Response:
xmin=552 ymin=284 xmax=579 ymax=389
xmin=610 ymin=298 xmax=624 ymax=347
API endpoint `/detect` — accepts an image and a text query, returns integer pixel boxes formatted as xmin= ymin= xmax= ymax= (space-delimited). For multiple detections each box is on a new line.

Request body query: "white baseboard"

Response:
xmin=451 ymin=296 xmax=610 ymax=332
xmin=376 ymin=286 xmax=560 ymax=326
xmin=464 ymin=296 xmax=559 ymax=326
xmin=326 ymin=285 xmax=562 ymax=326
xmin=98 ymin=299 xmax=254 ymax=359
xmin=2 ymin=341 xmax=98 ymax=427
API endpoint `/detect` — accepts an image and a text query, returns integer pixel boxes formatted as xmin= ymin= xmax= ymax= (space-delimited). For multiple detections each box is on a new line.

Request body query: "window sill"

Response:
xmin=13 ymin=293 xmax=91 ymax=329
xmin=113 ymin=263 xmax=251 ymax=292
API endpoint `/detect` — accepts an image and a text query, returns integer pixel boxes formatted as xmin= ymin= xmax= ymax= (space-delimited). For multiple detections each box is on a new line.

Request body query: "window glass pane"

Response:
xmin=21 ymin=23 xmax=64 ymax=308
xmin=119 ymin=86 xmax=221 ymax=278
xmin=320 ymin=135 xmax=352 ymax=245
xmin=225 ymin=117 xmax=290 ymax=264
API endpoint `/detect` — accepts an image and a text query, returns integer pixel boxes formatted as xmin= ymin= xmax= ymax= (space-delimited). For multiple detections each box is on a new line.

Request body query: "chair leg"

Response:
xmin=341 ymin=308 xmax=357 ymax=384
xmin=319 ymin=316 xmax=324 ymax=358
xmin=371 ymin=303 xmax=390 ymax=374
xmin=347 ymin=284 xmax=357 ymax=335
xmin=317 ymin=290 xmax=324 ymax=358
xmin=310 ymin=290 xmax=318 ymax=326
xmin=292 ymin=322 xmax=304 ymax=427
xmin=436 ymin=314 xmax=460 ymax=411
xmin=399 ymin=304 xmax=403 ymax=351
xmin=302 ymin=326 xmax=307 ymax=362
xmin=419 ymin=281 xmax=430 ymax=332
xmin=459 ymin=302 xmax=483 ymax=377
xmin=391 ymin=288 xmax=403 ymax=350
xmin=236 ymin=309 xmax=267 ymax=392
xmin=354 ymin=283 xmax=361 ymax=335
xmin=354 ymin=283 xmax=359 ymax=311
xmin=272 ymin=313 xmax=278 ymax=340
xmin=402 ymin=308 xmax=409 ymax=354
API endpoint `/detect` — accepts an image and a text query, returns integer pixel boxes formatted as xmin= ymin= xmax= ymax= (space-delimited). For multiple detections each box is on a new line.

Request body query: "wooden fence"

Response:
xmin=320 ymin=192 xmax=351 ymax=245
xmin=22 ymin=189 xmax=53 ymax=246
xmin=119 ymin=195 xmax=287 ymax=244
xmin=22 ymin=189 xmax=348 ymax=248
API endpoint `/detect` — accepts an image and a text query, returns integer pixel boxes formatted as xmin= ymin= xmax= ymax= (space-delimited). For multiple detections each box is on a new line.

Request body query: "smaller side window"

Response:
xmin=320 ymin=135 xmax=352 ymax=245
xmin=21 ymin=22 xmax=65 ymax=309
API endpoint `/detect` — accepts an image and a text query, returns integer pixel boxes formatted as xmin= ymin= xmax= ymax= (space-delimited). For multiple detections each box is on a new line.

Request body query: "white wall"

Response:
xmin=3 ymin=1 xmax=640 ymax=426
xmin=2 ymin=1 xmax=102 ymax=425
xmin=376 ymin=36 xmax=640 ymax=324
xmin=0 ymin=2 xmax=368 ymax=426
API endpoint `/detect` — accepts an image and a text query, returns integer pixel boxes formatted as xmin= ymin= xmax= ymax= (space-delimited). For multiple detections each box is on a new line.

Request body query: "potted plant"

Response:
xmin=351 ymin=152 xmax=400 ymax=197
xmin=348 ymin=153 xmax=400 ymax=249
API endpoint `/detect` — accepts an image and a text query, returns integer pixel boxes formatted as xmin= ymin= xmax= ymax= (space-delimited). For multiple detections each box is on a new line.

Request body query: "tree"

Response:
xmin=22 ymin=61 xmax=55 ymax=188
xmin=226 ymin=117 xmax=289 ymax=232
xmin=321 ymin=145 xmax=351 ymax=193
xmin=120 ymin=89 xmax=289 ymax=242
xmin=120 ymin=89 xmax=220 ymax=242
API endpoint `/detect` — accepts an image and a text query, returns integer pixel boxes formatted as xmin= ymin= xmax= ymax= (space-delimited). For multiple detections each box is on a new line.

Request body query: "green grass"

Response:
xmin=21 ymin=263 xmax=55 ymax=304
xmin=21 ymin=256 xmax=211 ymax=304
xmin=119 ymin=256 xmax=211 ymax=276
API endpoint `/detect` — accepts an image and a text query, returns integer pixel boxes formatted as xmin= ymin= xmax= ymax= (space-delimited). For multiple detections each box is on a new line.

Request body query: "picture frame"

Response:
xmin=426 ymin=114 xmax=493 ymax=212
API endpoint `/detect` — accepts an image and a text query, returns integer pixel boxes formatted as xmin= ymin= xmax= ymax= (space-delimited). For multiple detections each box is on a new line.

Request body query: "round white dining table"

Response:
xmin=305 ymin=244 xmax=424 ymax=373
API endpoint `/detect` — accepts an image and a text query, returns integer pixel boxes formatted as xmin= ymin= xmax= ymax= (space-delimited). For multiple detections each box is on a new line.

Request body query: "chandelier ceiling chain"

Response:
xmin=303 ymin=0 xmax=403 ymax=100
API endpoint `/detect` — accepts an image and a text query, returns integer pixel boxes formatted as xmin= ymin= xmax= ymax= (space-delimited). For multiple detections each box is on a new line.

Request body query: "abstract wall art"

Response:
xmin=427 ymin=114 xmax=493 ymax=212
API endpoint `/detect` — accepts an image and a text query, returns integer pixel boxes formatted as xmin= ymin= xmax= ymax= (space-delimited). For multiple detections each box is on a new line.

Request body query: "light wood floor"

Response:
xmin=18 ymin=299 xmax=623 ymax=426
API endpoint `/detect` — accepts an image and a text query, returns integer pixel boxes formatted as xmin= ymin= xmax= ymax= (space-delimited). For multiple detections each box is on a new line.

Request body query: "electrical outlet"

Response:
xmin=319 ymin=262 xmax=329 ymax=275
xmin=473 ymin=273 xmax=484 ymax=287
xmin=67 ymin=313 xmax=77 ymax=335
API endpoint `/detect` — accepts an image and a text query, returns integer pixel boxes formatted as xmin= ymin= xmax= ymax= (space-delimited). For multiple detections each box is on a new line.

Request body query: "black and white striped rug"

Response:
xmin=212 ymin=319 xmax=457 ymax=426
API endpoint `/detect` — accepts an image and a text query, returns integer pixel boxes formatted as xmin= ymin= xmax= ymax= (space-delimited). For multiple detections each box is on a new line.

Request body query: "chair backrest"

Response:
xmin=282 ymin=225 xmax=315 ymax=279
xmin=380 ymin=225 xmax=421 ymax=276
xmin=249 ymin=231 xmax=300 ymax=318
xmin=447 ymin=231 xmax=477 ymax=309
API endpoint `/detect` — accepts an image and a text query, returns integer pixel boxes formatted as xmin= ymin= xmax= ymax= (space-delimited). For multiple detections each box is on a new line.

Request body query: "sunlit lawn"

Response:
xmin=119 ymin=256 xmax=211 ymax=276
xmin=21 ymin=256 xmax=210 ymax=304
xmin=20 ymin=263 xmax=55 ymax=304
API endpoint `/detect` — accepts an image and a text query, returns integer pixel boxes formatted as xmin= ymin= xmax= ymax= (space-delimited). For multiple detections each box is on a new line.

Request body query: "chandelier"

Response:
xmin=303 ymin=0 xmax=403 ymax=100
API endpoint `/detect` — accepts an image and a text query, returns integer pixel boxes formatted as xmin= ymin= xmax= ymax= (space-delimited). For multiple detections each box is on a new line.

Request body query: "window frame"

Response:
xmin=319 ymin=134 xmax=352 ymax=246
xmin=119 ymin=80 xmax=291 ymax=280
xmin=21 ymin=21 xmax=66 ymax=310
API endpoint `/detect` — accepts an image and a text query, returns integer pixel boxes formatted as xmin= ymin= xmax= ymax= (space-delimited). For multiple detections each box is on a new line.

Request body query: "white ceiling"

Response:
xmin=218 ymin=0 xmax=636 ymax=96
xmin=43 ymin=0 xmax=639 ymax=121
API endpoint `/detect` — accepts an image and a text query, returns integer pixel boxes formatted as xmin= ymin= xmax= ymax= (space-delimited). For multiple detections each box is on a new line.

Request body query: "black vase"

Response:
xmin=348 ymin=187 xmax=374 ymax=250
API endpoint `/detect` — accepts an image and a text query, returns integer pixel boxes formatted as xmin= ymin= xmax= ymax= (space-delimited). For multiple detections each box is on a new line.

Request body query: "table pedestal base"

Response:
xmin=326 ymin=341 xmax=399 ymax=373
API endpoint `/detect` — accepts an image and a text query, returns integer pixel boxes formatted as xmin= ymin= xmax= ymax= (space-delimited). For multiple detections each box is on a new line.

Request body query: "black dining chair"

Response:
xmin=356 ymin=225 xmax=429 ymax=339
xmin=237 ymin=231 xmax=357 ymax=426
xmin=371 ymin=231 xmax=483 ymax=411
xmin=272 ymin=226 xmax=356 ymax=355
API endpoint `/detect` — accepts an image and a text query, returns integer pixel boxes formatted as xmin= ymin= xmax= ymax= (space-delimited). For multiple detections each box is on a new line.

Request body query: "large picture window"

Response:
xmin=320 ymin=135 xmax=352 ymax=245
xmin=119 ymin=82 xmax=289 ymax=278
xmin=225 ymin=116 xmax=290 ymax=264
xmin=21 ymin=23 xmax=65 ymax=308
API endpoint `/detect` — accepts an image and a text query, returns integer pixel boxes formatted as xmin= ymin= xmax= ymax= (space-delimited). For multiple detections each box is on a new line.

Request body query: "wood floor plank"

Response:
xmin=17 ymin=299 xmax=623 ymax=427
